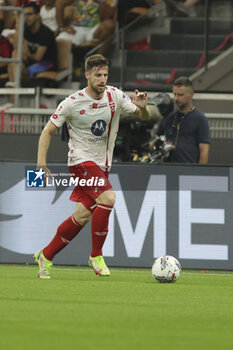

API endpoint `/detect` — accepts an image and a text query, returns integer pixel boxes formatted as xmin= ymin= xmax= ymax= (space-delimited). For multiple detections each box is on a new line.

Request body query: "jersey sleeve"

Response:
xmin=115 ymin=88 xmax=137 ymax=115
xmin=50 ymin=97 xmax=71 ymax=128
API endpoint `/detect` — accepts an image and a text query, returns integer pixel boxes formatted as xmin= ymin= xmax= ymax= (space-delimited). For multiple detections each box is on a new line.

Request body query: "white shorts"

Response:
xmin=56 ymin=24 xmax=99 ymax=45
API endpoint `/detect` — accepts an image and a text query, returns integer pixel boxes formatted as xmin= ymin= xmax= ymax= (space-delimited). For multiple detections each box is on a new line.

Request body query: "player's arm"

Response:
xmin=130 ymin=89 xmax=151 ymax=121
xmin=56 ymin=0 xmax=74 ymax=32
xmin=199 ymin=143 xmax=209 ymax=164
xmin=37 ymin=121 xmax=57 ymax=175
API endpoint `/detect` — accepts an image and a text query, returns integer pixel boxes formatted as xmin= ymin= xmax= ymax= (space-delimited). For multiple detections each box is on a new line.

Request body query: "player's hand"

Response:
xmin=130 ymin=89 xmax=148 ymax=109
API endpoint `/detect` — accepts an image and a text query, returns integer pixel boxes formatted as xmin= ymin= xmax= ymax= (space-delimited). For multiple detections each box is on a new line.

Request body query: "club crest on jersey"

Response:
xmin=91 ymin=120 xmax=106 ymax=136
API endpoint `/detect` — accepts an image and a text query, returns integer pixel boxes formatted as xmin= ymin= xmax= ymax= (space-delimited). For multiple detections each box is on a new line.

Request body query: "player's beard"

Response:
xmin=90 ymin=82 xmax=106 ymax=98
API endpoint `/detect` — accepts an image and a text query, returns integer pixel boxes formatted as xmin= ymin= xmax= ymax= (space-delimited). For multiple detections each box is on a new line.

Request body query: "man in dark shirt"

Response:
xmin=150 ymin=77 xmax=210 ymax=164
xmin=23 ymin=2 xmax=57 ymax=71
xmin=7 ymin=2 xmax=57 ymax=85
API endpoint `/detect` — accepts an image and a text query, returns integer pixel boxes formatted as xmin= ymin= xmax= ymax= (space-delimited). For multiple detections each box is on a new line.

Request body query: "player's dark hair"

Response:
xmin=173 ymin=76 xmax=193 ymax=91
xmin=23 ymin=2 xmax=40 ymax=14
xmin=85 ymin=54 xmax=109 ymax=72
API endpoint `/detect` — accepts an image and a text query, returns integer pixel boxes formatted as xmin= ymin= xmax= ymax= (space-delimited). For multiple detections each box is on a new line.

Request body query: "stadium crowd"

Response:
xmin=0 ymin=0 xmax=118 ymax=86
xmin=0 ymin=0 xmax=204 ymax=86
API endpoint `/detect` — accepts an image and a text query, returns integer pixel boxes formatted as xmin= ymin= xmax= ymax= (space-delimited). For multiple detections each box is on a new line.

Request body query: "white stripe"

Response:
xmin=61 ymin=237 xmax=70 ymax=244
xmin=71 ymin=215 xmax=80 ymax=226
xmin=95 ymin=231 xmax=108 ymax=236
xmin=9 ymin=265 xmax=233 ymax=276
xmin=97 ymin=204 xmax=113 ymax=211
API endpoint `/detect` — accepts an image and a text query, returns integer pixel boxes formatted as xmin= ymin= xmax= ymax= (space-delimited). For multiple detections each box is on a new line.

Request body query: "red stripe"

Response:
xmin=164 ymin=68 xmax=178 ymax=84
xmin=195 ymin=32 xmax=233 ymax=69
xmin=133 ymin=80 xmax=153 ymax=85
xmin=1 ymin=109 xmax=5 ymax=133
xmin=105 ymin=90 xmax=115 ymax=170
xmin=163 ymin=32 xmax=233 ymax=79
xmin=214 ymin=32 xmax=233 ymax=52
xmin=10 ymin=114 xmax=14 ymax=133
xmin=196 ymin=52 xmax=206 ymax=69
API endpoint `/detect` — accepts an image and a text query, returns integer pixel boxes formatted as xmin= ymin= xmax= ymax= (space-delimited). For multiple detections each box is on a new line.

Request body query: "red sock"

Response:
xmin=91 ymin=203 xmax=113 ymax=257
xmin=43 ymin=215 xmax=83 ymax=261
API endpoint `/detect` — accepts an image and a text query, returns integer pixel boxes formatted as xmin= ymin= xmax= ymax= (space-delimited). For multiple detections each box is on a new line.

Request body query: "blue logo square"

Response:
xmin=26 ymin=169 xmax=45 ymax=188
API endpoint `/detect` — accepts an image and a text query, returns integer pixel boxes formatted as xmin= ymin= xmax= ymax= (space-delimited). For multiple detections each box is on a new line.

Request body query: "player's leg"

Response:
xmin=88 ymin=189 xmax=115 ymax=276
xmin=34 ymin=202 xmax=92 ymax=279
xmin=92 ymin=189 xmax=115 ymax=257
xmin=43 ymin=202 xmax=92 ymax=259
xmin=68 ymin=161 xmax=114 ymax=276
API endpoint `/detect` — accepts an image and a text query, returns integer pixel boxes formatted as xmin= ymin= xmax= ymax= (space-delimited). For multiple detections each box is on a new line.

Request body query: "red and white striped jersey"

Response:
xmin=50 ymin=85 xmax=137 ymax=170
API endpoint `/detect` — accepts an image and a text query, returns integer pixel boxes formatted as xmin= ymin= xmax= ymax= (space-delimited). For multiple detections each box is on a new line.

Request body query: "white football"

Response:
xmin=152 ymin=255 xmax=181 ymax=283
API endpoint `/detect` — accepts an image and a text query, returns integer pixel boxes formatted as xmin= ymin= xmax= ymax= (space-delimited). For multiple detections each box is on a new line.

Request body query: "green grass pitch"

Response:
xmin=0 ymin=264 xmax=233 ymax=350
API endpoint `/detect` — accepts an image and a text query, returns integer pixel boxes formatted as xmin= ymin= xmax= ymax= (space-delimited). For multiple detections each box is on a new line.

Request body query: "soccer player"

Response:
xmin=34 ymin=53 xmax=151 ymax=279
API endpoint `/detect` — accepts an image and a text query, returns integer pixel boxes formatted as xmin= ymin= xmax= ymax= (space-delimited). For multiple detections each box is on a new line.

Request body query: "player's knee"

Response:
xmin=79 ymin=214 xmax=92 ymax=226
xmin=97 ymin=190 xmax=116 ymax=207
xmin=73 ymin=206 xmax=92 ymax=226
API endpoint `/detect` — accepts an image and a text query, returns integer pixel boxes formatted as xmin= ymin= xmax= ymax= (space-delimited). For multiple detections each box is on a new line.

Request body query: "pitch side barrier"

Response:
xmin=1 ymin=105 xmax=233 ymax=138
xmin=1 ymin=87 xmax=233 ymax=109
xmin=1 ymin=89 xmax=233 ymax=138
xmin=0 ymin=161 xmax=232 ymax=270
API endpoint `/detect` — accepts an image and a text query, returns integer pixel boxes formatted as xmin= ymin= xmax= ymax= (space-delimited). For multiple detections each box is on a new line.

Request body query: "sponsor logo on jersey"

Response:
xmin=88 ymin=136 xmax=105 ymax=143
xmin=80 ymin=109 xmax=85 ymax=115
xmin=52 ymin=114 xmax=58 ymax=119
xmin=91 ymin=119 xmax=106 ymax=136
xmin=90 ymin=103 xmax=108 ymax=109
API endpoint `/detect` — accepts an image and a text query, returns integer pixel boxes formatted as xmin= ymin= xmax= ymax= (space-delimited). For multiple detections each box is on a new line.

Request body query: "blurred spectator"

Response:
xmin=0 ymin=0 xmax=15 ymax=84
xmin=56 ymin=0 xmax=118 ymax=53
xmin=40 ymin=0 xmax=74 ymax=35
xmin=0 ymin=0 xmax=18 ymax=29
xmin=16 ymin=0 xmax=44 ymax=8
xmin=40 ymin=0 xmax=57 ymax=32
xmin=117 ymin=0 xmax=158 ymax=27
xmin=6 ymin=2 xmax=57 ymax=86
xmin=0 ymin=0 xmax=4 ymax=33
xmin=165 ymin=0 xmax=201 ymax=17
